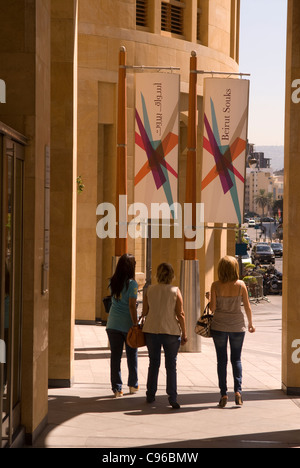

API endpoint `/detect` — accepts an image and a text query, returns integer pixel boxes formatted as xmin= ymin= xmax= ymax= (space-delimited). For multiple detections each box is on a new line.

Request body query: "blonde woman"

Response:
xmin=210 ymin=256 xmax=255 ymax=408
xmin=142 ymin=263 xmax=187 ymax=409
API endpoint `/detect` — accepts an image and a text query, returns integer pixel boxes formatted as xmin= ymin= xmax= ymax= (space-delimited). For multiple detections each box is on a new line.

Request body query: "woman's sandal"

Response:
xmin=218 ymin=396 xmax=228 ymax=408
xmin=235 ymin=392 xmax=243 ymax=406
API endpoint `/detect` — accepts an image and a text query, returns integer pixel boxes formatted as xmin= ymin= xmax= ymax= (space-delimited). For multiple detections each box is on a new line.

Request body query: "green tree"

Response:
xmin=254 ymin=189 xmax=273 ymax=217
xmin=273 ymin=198 xmax=283 ymax=218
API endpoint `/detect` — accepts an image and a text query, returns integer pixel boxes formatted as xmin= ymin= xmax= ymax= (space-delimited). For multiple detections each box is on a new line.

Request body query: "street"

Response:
xmin=244 ymin=291 xmax=282 ymax=357
xmin=245 ymin=224 xmax=283 ymax=272
xmin=247 ymin=221 xmax=281 ymax=244
xmin=241 ymin=223 xmax=283 ymax=355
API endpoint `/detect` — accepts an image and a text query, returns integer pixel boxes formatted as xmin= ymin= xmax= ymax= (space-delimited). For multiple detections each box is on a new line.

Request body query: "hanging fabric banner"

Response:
xmin=201 ymin=78 xmax=250 ymax=224
xmin=134 ymin=73 xmax=180 ymax=218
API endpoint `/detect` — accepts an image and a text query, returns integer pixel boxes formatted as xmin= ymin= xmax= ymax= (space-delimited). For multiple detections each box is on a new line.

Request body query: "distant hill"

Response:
xmin=254 ymin=146 xmax=284 ymax=171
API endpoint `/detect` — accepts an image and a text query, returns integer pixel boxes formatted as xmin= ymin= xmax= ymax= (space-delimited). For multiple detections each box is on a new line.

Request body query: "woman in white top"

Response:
xmin=142 ymin=263 xmax=187 ymax=409
xmin=210 ymin=256 xmax=255 ymax=408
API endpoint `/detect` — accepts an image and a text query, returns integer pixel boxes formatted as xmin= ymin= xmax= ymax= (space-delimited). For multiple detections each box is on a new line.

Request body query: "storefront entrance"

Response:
xmin=0 ymin=122 xmax=26 ymax=448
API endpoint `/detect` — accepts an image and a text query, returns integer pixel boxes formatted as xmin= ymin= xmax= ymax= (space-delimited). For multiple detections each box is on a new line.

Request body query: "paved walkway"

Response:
xmin=33 ymin=296 xmax=300 ymax=449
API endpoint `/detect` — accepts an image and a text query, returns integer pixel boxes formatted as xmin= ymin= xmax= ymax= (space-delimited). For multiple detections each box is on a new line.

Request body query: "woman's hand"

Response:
xmin=181 ymin=335 xmax=188 ymax=345
xmin=248 ymin=324 xmax=256 ymax=333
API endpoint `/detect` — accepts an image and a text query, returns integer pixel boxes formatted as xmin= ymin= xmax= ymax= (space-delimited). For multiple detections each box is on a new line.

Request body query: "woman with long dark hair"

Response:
xmin=106 ymin=254 xmax=139 ymax=397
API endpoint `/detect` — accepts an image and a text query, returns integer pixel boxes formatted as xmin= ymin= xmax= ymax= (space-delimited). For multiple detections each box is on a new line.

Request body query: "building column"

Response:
xmin=0 ymin=0 xmax=52 ymax=444
xmin=48 ymin=0 xmax=78 ymax=387
xmin=213 ymin=224 xmax=227 ymax=281
xmin=200 ymin=224 xmax=215 ymax=310
xmin=227 ymin=224 xmax=236 ymax=257
xmin=282 ymin=0 xmax=300 ymax=395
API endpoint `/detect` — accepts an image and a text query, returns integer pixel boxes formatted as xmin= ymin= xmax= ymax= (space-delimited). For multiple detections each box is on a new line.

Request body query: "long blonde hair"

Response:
xmin=218 ymin=256 xmax=239 ymax=283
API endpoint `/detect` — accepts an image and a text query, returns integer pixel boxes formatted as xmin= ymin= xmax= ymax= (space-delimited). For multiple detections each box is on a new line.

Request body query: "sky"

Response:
xmin=239 ymin=0 xmax=288 ymax=146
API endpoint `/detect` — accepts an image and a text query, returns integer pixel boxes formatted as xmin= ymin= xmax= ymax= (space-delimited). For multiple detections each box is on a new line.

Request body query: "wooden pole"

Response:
xmin=115 ymin=46 xmax=128 ymax=256
xmin=184 ymin=51 xmax=198 ymax=260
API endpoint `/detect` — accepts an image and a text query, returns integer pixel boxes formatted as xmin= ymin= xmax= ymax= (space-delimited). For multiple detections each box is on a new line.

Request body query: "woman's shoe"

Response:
xmin=235 ymin=392 xmax=243 ymax=406
xmin=218 ymin=396 xmax=228 ymax=408
xmin=169 ymin=401 xmax=180 ymax=409
xmin=146 ymin=396 xmax=155 ymax=404
xmin=114 ymin=390 xmax=123 ymax=398
xmin=129 ymin=386 xmax=139 ymax=394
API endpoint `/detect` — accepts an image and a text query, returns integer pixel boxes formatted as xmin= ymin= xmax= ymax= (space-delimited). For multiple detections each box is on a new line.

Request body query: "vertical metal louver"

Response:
xmin=161 ymin=1 xmax=184 ymax=36
xmin=197 ymin=6 xmax=202 ymax=42
xmin=136 ymin=0 xmax=148 ymax=27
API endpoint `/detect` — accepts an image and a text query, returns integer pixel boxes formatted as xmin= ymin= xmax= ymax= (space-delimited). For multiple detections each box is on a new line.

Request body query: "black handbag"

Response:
xmin=195 ymin=303 xmax=214 ymax=338
xmin=102 ymin=296 xmax=112 ymax=314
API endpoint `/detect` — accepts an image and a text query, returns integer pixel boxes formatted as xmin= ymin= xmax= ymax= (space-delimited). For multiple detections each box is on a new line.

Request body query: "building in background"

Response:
xmin=244 ymin=145 xmax=284 ymax=216
xmin=244 ymin=168 xmax=273 ymax=215
xmin=272 ymin=172 xmax=284 ymax=202
xmin=75 ymin=0 xmax=241 ymax=326
xmin=246 ymin=143 xmax=271 ymax=169
xmin=249 ymin=151 xmax=271 ymax=169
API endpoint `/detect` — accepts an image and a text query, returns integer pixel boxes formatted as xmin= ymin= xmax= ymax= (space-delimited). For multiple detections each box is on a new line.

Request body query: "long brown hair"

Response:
xmin=109 ymin=254 xmax=136 ymax=299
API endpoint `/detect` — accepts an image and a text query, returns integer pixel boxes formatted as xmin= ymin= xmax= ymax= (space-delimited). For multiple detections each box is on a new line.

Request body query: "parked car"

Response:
xmin=251 ymin=244 xmax=275 ymax=265
xmin=248 ymin=219 xmax=256 ymax=228
xmin=235 ymin=252 xmax=252 ymax=265
xmin=240 ymin=253 xmax=252 ymax=265
xmin=271 ymin=242 xmax=283 ymax=257
xmin=236 ymin=253 xmax=253 ymax=275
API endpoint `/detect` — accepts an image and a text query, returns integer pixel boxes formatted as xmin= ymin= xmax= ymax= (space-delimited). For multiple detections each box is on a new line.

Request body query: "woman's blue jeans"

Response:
xmin=211 ymin=330 xmax=245 ymax=397
xmin=145 ymin=333 xmax=181 ymax=403
xmin=106 ymin=329 xmax=138 ymax=393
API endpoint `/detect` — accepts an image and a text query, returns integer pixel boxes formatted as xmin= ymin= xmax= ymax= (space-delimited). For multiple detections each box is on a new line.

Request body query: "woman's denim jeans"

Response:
xmin=211 ymin=330 xmax=245 ymax=397
xmin=145 ymin=333 xmax=181 ymax=403
xmin=106 ymin=329 xmax=138 ymax=393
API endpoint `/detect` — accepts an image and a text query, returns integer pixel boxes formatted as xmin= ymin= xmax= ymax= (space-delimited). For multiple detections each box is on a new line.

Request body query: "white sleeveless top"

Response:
xmin=143 ymin=284 xmax=181 ymax=336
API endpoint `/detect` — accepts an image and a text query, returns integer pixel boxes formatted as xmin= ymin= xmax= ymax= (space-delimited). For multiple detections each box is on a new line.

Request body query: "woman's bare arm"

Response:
xmin=129 ymin=297 xmax=138 ymax=326
xmin=241 ymin=281 xmax=255 ymax=333
xmin=175 ymin=289 xmax=188 ymax=344
xmin=209 ymin=282 xmax=217 ymax=313
xmin=141 ymin=291 xmax=149 ymax=318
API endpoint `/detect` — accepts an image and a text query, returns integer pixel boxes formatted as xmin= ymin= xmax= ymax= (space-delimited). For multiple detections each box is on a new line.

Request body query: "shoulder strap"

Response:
xmin=203 ymin=302 xmax=210 ymax=316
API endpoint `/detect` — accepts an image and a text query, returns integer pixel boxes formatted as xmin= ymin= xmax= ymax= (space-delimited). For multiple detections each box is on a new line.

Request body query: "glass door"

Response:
xmin=0 ymin=133 xmax=24 ymax=448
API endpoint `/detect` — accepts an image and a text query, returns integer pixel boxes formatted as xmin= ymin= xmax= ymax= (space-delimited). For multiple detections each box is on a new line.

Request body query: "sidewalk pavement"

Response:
xmin=33 ymin=296 xmax=300 ymax=449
